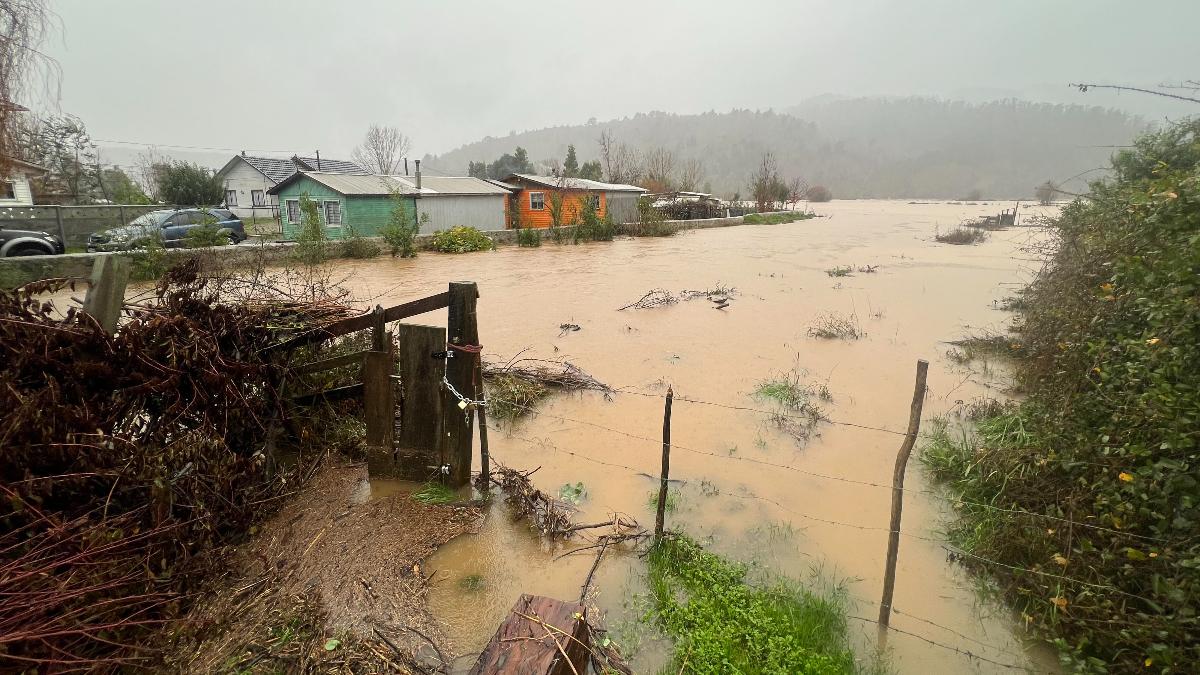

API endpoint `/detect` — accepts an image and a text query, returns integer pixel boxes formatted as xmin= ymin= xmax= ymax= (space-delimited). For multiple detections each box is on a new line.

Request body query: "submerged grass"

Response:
xmin=412 ymin=482 xmax=457 ymax=504
xmin=934 ymin=226 xmax=989 ymax=245
xmin=645 ymin=535 xmax=876 ymax=675
xmin=754 ymin=367 xmax=829 ymax=444
xmin=807 ymin=312 xmax=864 ymax=340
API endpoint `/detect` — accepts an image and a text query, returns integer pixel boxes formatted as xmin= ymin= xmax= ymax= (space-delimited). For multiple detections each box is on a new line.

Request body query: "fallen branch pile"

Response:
xmin=482 ymin=356 xmax=612 ymax=420
xmin=0 ymin=260 xmax=352 ymax=669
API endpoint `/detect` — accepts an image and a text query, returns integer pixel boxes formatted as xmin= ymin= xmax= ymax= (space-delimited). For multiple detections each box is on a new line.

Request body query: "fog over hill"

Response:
xmin=422 ymin=97 xmax=1148 ymax=199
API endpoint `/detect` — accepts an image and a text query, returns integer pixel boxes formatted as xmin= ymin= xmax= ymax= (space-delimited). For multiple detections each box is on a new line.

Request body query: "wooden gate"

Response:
xmin=273 ymin=282 xmax=480 ymax=486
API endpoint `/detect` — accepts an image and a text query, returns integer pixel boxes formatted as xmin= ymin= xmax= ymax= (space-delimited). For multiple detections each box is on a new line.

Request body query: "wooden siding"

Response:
xmin=275 ymin=175 xmax=415 ymax=240
xmin=1 ymin=171 xmax=35 ymax=206
xmin=511 ymin=182 xmax=606 ymax=229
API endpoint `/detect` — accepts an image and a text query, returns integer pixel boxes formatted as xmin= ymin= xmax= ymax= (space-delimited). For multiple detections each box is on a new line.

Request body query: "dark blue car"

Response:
xmin=87 ymin=208 xmax=247 ymax=252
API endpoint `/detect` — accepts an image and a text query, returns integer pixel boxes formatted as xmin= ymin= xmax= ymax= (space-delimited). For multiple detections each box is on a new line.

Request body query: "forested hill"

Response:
xmin=422 ymin=98 xmax=1146 ymax=199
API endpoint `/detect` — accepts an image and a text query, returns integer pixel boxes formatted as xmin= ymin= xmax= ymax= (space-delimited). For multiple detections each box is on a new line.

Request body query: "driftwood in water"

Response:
xmin=483 ymin=357 xmax=612 ymax=394
xmin=468 ymin=595 xmax=590 ymax=675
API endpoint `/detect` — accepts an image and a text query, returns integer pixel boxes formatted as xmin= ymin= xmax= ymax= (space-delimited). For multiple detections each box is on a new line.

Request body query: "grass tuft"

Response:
xmin=807 ymin=312 xmax=863 ymax=340
xmin=934 ymin=226 xmax=988 ymax=245
xmin=412 ymin=482 xmax=456 ymax=505
xmin=645 ymin=535 xmax=875 ymax=674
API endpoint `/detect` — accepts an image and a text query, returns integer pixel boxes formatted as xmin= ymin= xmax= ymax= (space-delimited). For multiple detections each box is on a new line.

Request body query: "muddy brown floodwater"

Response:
xmin=333 ymin=200 xmax=1063 ymax=674
xmin=38 ymin=200 xmax=1057 ymax=673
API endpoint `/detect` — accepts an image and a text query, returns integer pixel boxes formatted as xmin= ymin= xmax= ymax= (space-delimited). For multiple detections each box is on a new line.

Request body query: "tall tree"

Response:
xmin=351 ymin=124 xmax=411 ymax=174
xmin=677 ymin=157 xmax=705 ymax=192
xmin=642 ymin=147 xmax=676 ymax=192
xmin=467 ymin=161 xmax=487 ymax=178
xmin=15 ymin=114 xmax=100 ymax=203
xmin=750 ymin=153 xmax=780 ymax=212
xmin=579 ymin=160 xmax=603 ymax=181
xmin=0 ymin=0 xmax=56 ymax=176
xmin=598 ymin=130 xmax=642 ymax=185
xmin=101 ymin=166 xmax=151 ymax=204
xmin=156 ymin=161 xmax=224 ymax=206
xmin=563 ymin=144 xmax=579 ymax=177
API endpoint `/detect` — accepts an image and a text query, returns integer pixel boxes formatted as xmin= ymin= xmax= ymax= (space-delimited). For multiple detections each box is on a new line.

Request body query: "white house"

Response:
xmin=1 ymin=157 xmax=46 ymax=206
xmin=214 ymin=153 xmax=365 ymax=220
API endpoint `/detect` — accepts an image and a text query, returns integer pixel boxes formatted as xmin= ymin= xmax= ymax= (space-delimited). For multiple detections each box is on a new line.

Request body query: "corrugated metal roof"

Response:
xmin=505 ymin=173 xmax=648 ymax=193
xmin=269 ymin=172 xmax=516 ymax=197
xmin=391 ymin=176 xmax=512 ymax=196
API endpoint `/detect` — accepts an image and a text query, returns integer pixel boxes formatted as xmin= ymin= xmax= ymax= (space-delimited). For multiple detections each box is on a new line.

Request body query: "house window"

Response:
xmin=1 ymin=181 xmax=14 ymax=200
xmin=225 ymin=189 xmax=238 ymax=206
xmin=323 ymin=200 xmax=342 ymax=226
xmin=529 ymin=191 xmax=545 ymax=210
xmin=285 ymin=199 xmax=300 ymax=224
xmin=586 ymin=194 xmax=600 ymax=209
xmin=251 ymin=189 xmax=266 ymax=207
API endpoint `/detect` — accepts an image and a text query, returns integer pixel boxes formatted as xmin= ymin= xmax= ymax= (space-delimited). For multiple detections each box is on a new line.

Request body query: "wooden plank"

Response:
xmin=362 ymin=350 xmax=394 ymax=448
xmin=440 ymin=282 xmax=478 ymax=487
xmin=396 ymin=323 xmax=445 ymax=453
xmin=468 ymin=594 xmax=590 ymax=675
xmin=264 ymin=291 xmax=452 ymax=353
xmin=289 ymin=351 xmax=365 ymax=375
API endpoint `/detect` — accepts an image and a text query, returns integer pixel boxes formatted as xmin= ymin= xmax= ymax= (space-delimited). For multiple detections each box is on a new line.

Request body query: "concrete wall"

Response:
xmin=0 ymin=204 xmax=173 ymax=249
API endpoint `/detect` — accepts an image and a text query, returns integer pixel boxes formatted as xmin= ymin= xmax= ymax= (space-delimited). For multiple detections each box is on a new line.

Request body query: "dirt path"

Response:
xmin=163 ymin=460 xmax=481 ymax=673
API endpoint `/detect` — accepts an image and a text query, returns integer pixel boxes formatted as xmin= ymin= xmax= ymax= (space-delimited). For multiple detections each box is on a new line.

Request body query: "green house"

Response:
xmin=268 ymin=171 xmax=515 ymax=240
xmin=267 ymin=172 xmax=417 ymax=240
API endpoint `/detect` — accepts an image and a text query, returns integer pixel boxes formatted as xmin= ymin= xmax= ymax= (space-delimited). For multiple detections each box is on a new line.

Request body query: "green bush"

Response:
xmin=921 ymin=118 xmax=1200 ymax=672
xmin=571 ymin=196 xmax=615 ymax=243
xmin=618 ymin=195 xmax=678 ymax=237
xmin=339 ymin=224 xmax=381 ymax=259
xmin=430 ymin=226 xmax=492 ymax=253
xmin=291 ymin=194 xmax=329 ymax=265
xmin=379 ymin=191 xmax=420 ymax=257
xmin=183 ymin=225 xmax=228 ymax=249
xmin=515 ymin=227 xmax=541 ymax=248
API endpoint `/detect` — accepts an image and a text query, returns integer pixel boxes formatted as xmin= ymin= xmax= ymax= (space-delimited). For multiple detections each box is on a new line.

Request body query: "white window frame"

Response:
xmin=225 ymin=189 xmax=238 ymax=207
xmin=251 ymin=189 xmax=266 ymax=207
xmin=1 ymin=180 xmax=16 ymax=200
xmin=285 ymin=199 xmax=300 ymax=224
xmin=323 ymin=200 xmax=342 ymax=226
xmin=529 ymin=191 xmax=545 ymax=210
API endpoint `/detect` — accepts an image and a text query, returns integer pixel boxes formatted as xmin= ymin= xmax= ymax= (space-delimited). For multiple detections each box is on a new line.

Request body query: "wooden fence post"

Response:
xmin=440 ymin=282 xmax=479 ymax=487
xmin=654 ymin=386 xmax=674 ymax=540
xmin=477 ymin=359 xmax=491 ymax=491
xmin=395 ymin=323 xmax=445 ymax=453
xmin=82 ymin=256 xmax=130 ymax=334
xmin=878 ymin=359 xmax=929 ymax=632
xmin=363 ymin=306 xmax=394 ymax=450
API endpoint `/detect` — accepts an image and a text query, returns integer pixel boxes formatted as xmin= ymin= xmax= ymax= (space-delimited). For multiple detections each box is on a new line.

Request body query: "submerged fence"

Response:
xmin=453 ymin=359 xmax=1165 ymax=673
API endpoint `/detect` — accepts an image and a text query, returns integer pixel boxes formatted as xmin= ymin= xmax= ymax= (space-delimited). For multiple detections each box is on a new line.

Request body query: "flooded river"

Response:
xmin=330 ymin=199 xmax=1058 ymax=673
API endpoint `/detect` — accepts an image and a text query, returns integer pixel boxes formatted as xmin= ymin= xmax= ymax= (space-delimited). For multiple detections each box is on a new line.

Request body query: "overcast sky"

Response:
xmin=41 ymin=0 xmax=1200 ymax=163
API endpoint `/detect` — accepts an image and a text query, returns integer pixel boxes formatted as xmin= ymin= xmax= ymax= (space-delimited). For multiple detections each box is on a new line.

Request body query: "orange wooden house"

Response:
xmin=499 ymin=174 xmax=646 ymax=228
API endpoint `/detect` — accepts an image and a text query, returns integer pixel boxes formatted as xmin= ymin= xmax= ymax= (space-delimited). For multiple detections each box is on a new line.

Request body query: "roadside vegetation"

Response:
xmin=920 ymin=118 xmax=1200 ymax=672
xmin=743 ymin=211 xmax=817 ymax=225
xmin=645 ymin=535 xmax=876 ymax=674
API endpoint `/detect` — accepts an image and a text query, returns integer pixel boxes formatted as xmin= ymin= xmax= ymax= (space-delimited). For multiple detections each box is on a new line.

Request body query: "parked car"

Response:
xmin=0 ymin=226 xmax=65 ymax=257
xmin=87 ymin=208 xmax=247 ymax=252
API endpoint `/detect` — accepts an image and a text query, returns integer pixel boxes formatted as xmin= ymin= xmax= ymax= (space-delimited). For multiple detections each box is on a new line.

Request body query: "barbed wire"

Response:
xmin=485 ymin=430 xmax=1049 ymax=672
xmin=485 ymin=388 xmax=1174 ymax=544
